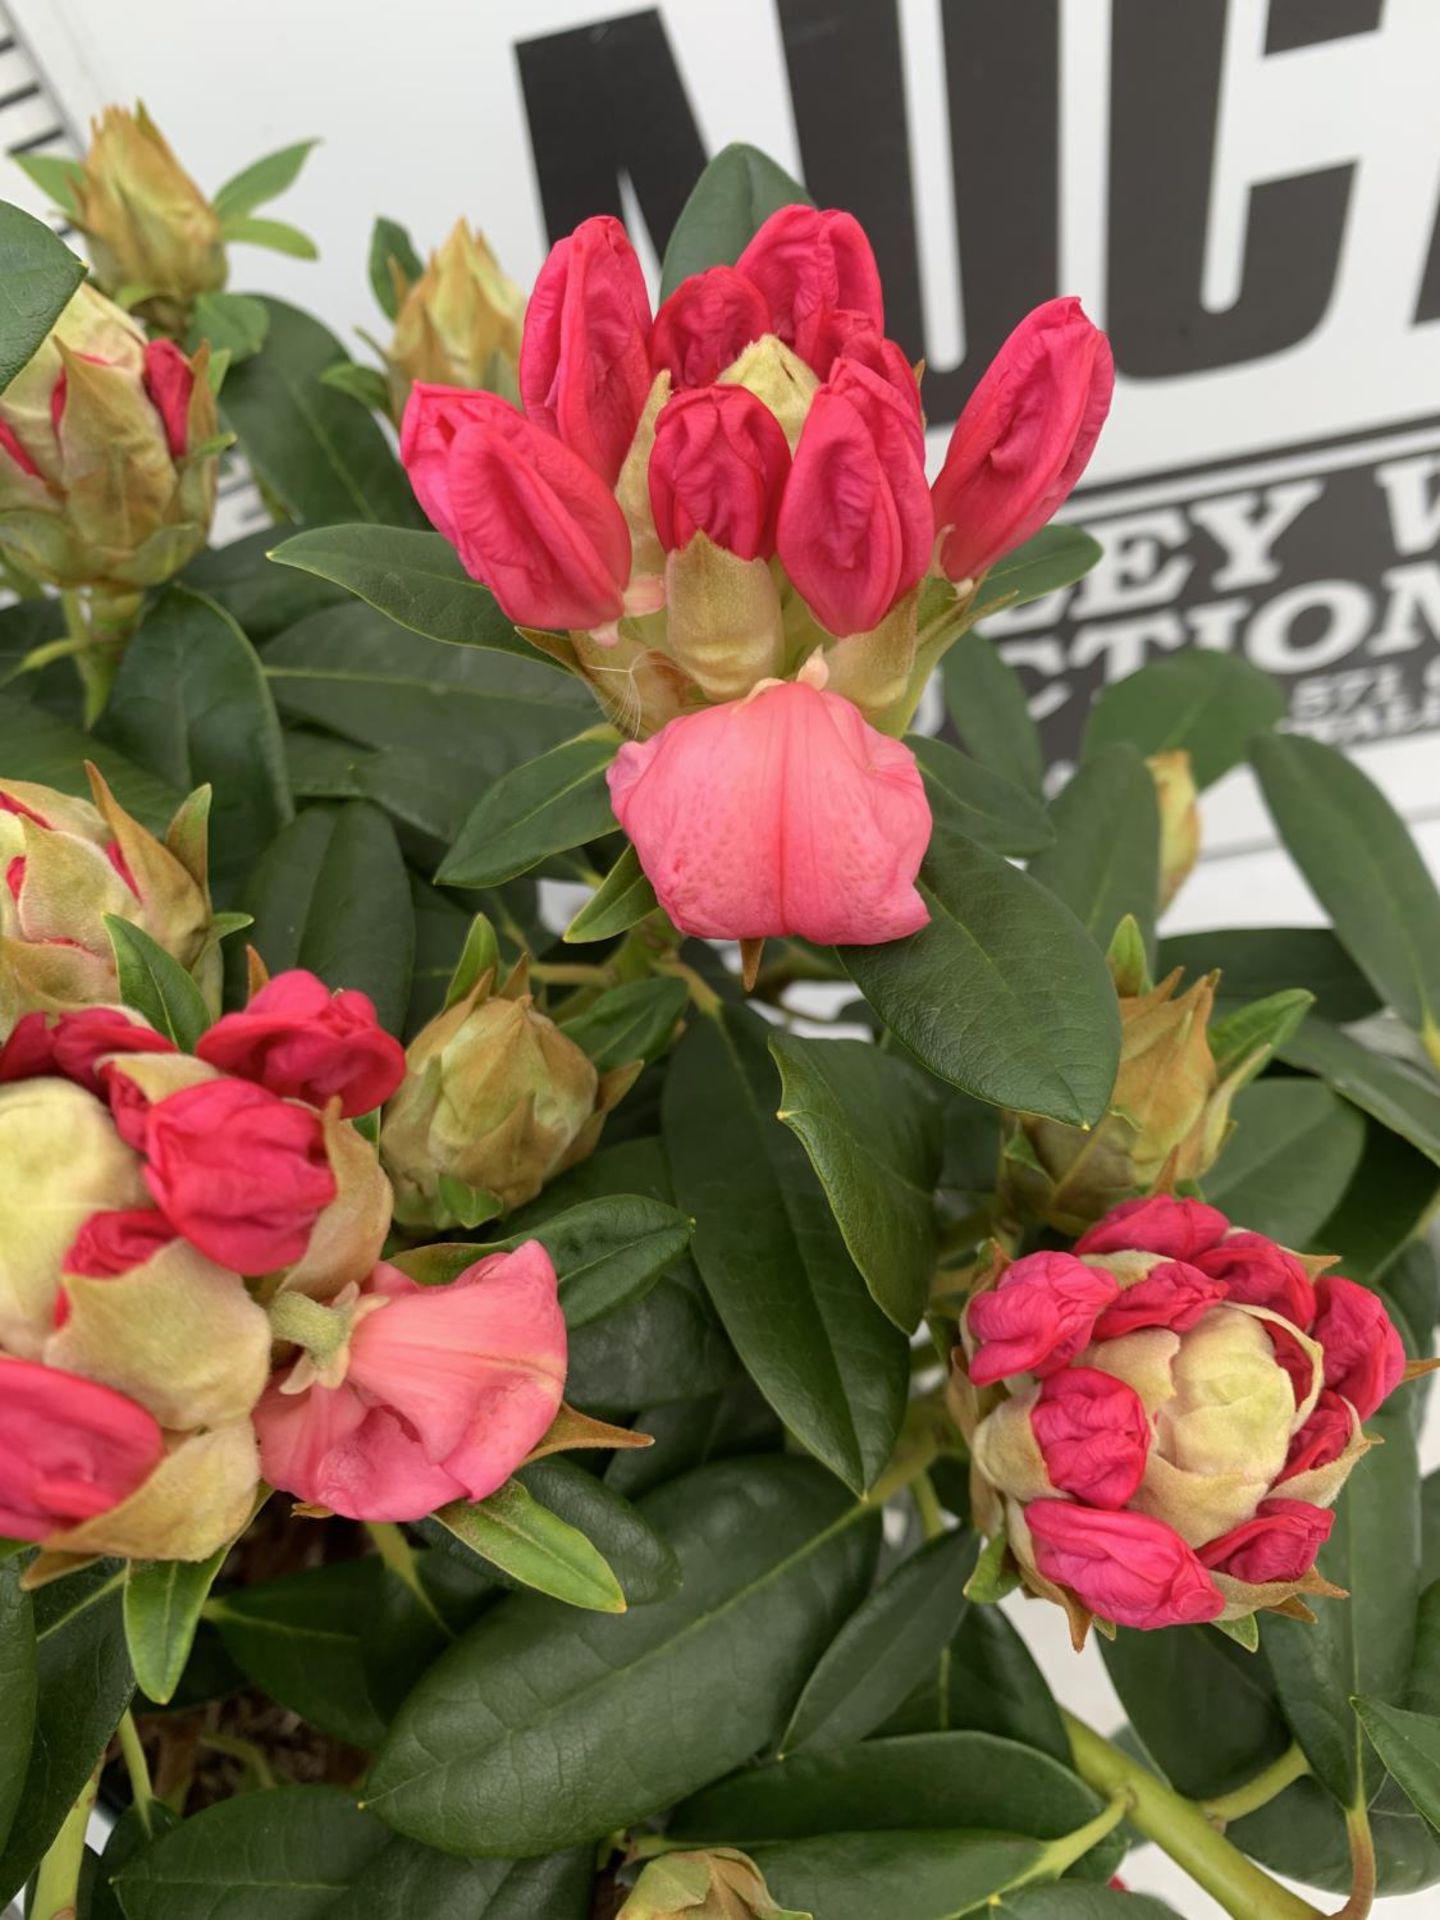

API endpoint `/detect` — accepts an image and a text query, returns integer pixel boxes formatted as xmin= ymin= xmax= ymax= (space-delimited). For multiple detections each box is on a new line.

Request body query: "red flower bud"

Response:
xmin=0 ymin=1355 xmax=163 ymax=1541
xmin=1194 ymin=1232 xmax=1315 ymax=1330
xmin=401 ymin=385 xmax=631 ymax=630
xmin=933 ymin=297 xmax=1113 ymax=582
xmin=736 ymin=205 xmax=883 ymax=347
xmin=650 ymin=265 xmax=770 ymax=389
xmin=965 ymin=1251 xmax=1120 ymax=1387
xmin=1266 ymin=1315 xmax=1322 ymax=1407
xmin=64 ymin=1207 xmax=177 ymax=1278
xmin=793 ymin=306 xmax=919 ymax=414
xmin=51 ymin=1007 xmax=176 ymax=1096
xmin=1075 ymin=1195 xmax=1229 ymax=1263
xmin=648 ymin=385 xmax=791 ymax=560
xmin=142 ymin=337 xmax=194 ymax=458
xmin=1311 ymin=1275 xmax=1406 ymax=1420
xmin=519 ymin=213 xmax=653 ymax=484
xmin=1199 ymin=1497 xmax=1335 ymax=1585
xmin=1031 ymin=1365 xmax=1151 ymax=1508
xmin=142 ymin=1078 xmax=336 ymax=1273
xmin=777 ymin=357 xmax=931 ymax=635
xmin=1025 ymin=1499 xmax=1224 ymax=1629
xmin=0 ymin=1010 xmax=59 ymax=1081
xmin=1279 ymin=1389 xmax=1354 ymax=1482
xmin=197 ymin=968 xmax=405 ymax=1118
xmin=1092 ymin=1259 xmax=1229 ymax=1341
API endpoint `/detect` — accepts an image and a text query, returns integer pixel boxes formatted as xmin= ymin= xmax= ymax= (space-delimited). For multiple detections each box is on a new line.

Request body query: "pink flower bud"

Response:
xmin=1031 ymin=1366 xmax=1151 ymax=1508
xmin=1198 ymin=1497 xmax=1335 ymax=1585
xmin=0 ymin=1355 xmax=164 ymax=1541
xmin=1279 ymin=1389 xmax=1354 ymax=1482
xmin=400 ymin=385 xmax=632 ymax=630
xmin=141 ymin=1078 xmax=337 ymax=1273
xmin=965 ymin=1251 xmax=1120 ymax=1387
xmin=648 ymin=385 xmax=791 ymax=560
xmin=735 ymin=205 xmax=884 ymax=348
xmin=196 ymin=969 xmax=405 ymax=1118
xmin=776 ymin=358 xmax=932 ymax=635
xmin=792 ymin=307 xmax=918 ymax=412
xmin=1194 ymin=1232 xmax=1315 ymax=1330
xmin=255 ymin=1243 xmax=567 ymax=1521
xmin=47 ymin=1007 xmax=176 ymax=1096
xmin=1091 ymin=1259 xmax=1229 ymax=1341
xmin=1311 ymin=1276 xmax=1406 ymax=1420
xmin=933 ymin=297 xmax=1113 ymax=583
xmin=0 ymin=1010 xmax=55 ymax=1080
xmin=64 ymin=1207 xmax=177 ymax=1279
xmin=606 ymin=679 xmax=930 ymax=945
xmin=650 ymin=265 xmax=770 ymax=389
xmin=142 ymin=337 xmax=194 ymax=458
xmin=1025 ymin=1499 xmax=1224 ymax=1629
xmin=1075 ymin=1195 xmax=1230 ymax=1263
xmin=519 ymin=213 xmax=653 ymax=485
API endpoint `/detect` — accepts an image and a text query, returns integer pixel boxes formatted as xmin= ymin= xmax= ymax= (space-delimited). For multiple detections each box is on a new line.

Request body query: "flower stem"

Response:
xmin=1006 ymin=1791 xmax=1132 ymax=1893
xmin=117 ymin=1709 xmax=155 ymax=1835
xmin=1203 ymin=1743 xmax=1311 ymax=1825
xmin=1063 ymin=1712 xmax=1322 ymax=1920
xmin=30 ymin=1760 xmax=100 ymax=1920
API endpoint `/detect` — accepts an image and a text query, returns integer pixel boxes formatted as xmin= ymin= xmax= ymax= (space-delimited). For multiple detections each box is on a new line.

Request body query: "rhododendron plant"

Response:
xmin=0 ymin=132 xmax=1435 ymax=1920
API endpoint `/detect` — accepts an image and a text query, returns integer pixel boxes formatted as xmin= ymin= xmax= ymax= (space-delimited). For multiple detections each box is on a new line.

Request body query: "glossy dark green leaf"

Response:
xmin=244 ymin=802 xmax=414 ymax=1030
xmin=769 ymin=1032 xmax=941 ymax=1333
xmin=941 ymin=630 xmax=1044 ymax=800
xmin=907 ymin=735 xmax=1054 ymax=856
xmin=1316 ymin=1122 xmax=1440 ymax=1283
xmin=1159 ymin=925 xmax=1381 ymax=1025
xmin=219 ymin=301 xmax=419 ymax=525
xmin=995 ymin=1891 xmax=1182 ymax=1919
xmin=1028 ymin=743 xmax=1161 ymax=957
xmin=209 ymin=1561 xmax=390 ymax=1748
xmin=269 ymin=526 xmax=552 ymax=660
xmin=90 ymin=1801 xmax=181 ymax=1920
xmin=436 ymin=730 xmax=618 ymax=888
xmin=968 ymin=525 xmax=1104 ymax=623
xmin=99 ymin=586 xmax=291 ymax=892
xmin=0 ymin=1557 xmax=35 ymax=1858
xmin=752 ymin=1832 xmax=1042 ymax=1920
xmin=369 ymin=217 xmax=424 ymax=321
xmin=517 ymin=1458 xmax=680 ymax=1604
xmin=427 ymin=1478 xmax=627 ymax=1614
xmin=664 ymin=1009 xmax=909 ymax=1492
xmin=184 ymin=529 xmax=347 ymax=642
xmin=1205 ymin=989 xmax=1313 ymax=1085
xmin=1253 ymin=732 xmax=1440 ymax=1053
xmin=104 ymin=918 xmax=211 ymax=1049
xmin=190 ymin=290 xmax=270 ymax=363
xmin=563 ymin=842 xmax=660 ymax=943
xmin=123 ymin=1548 xmax=229 ymax=1706
xmin=370 ymin=1459 xmax=876 ymax=1856
xmin=840 ymin=830 xmax=1122 ymax=1128
xmin=1263 ymin=1397 xmax=1420 ymax=1805
xmin=0 ymin=201 xmax=84 ymax=393
xmin=0 ymin=1563 xmax=132 ymax=1905
xmin=321 ymin=360 xmax=390 ymax=414
xmin=782 ymin=1530 xmax=975 ymax=1753
xmin=559 ymin=975 xmax=688 ymax=1072
xmin=1084 ymin=648 xmax=1284 ymax=788
xmin=881 ymin=1599 xmax=1068 ymax=1764
xmin=1204 ymin=1078 xmax=1366 ymax=1245
xmin=1231 ymin=1771 xmax=1440 ymax=1899
xmin=1355 ymin=1698 xmax=1440 ymax=1833
xmin=1280 ymin=1019 xmax=1440 ymax=1166
xmin=605 ymin=1383 xmax=783 ymax=1500
xmin=213 ymin=140 xmax=317 ymax=220
xmin=659 ymin=142 xmax=811 ymax=299
xmin=0 ymin=690 xmax=180 ymax=831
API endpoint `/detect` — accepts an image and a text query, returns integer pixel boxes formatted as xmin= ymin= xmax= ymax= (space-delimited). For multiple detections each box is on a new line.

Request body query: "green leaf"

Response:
xmin=221 ymin=214 xmax=318 ymax=259
xmin=782 ymin=1530 xmax=975 ymax=1753
xmin=369 ymin=216 xmax=424 ymax=320
xmin=1158 ymin=925 xmax=1382 ymax=1025
xmin=219 ymin=300 xmax=419 ymax=525
xmin=0 ymin=1564 xmax=132 ymax=1905
xmin=90 ymin=1802 xmax=180 ymax=1920
xmin=1206 ymin=988 xmax=1314 ymax=1083
xmin=659 ymin=142 xmax=811 ymax=300
xmin=319 ymin=360 xmax=389 ymax=412
xmin=189 ymin=290 xmax=270 ymax=364
xmin=104 ymin=918 xmax=210 ymax=1049
xmin=11 ymin=154 xmax=83 ymax=220
xmin=1316 ymin=1121 xmax=1440 ymax=1284
xmin=212 ymin=140 xmax=318 ymax=220
xmin=1084 ymin=648 xmax=1285 ymax=789
xmin=1252 ymin=732 xmax=1440 ymax=1057
xmin=1355 ymin=1697 xmax=1440 ymax=1833
xmin=244 ymin=802 xmax=414 ymax=1031
xmin=907 ymin=735 xmax=1054 ymax=857
xmin=768 ymin=1033 xmax=941 ymax=1333
xmin=1204 ymin=1078 xmax=1366 ymax=1246
xmin=517 ymin=1458 xmax=680 ymax=1605
xmin=1028 ymin=744 xmax=1161 ymax=957
xmin=0 ymin=1557 xmax=36 ymax=1859
xmin=209 ymin=1561 xmax=390 ymax=1748
xmin=123 ymin=1548 xmax=229 ymax=1706
xmin=968 ymin=524 xmax=1104 ymax=622
xmin=752 ymin=1833 xmax=1043 ymax=1920
xmin=1279 ymin=1018 xmax=1440 ymax=1167
xmin=0 ymin=690 xmax=180 ymax=831
xmin=368 ymin=1458 xmax=876 ymax=1855
xmin=881 ymin=1601 xmax=1069 ymax=1764
xmin=605 ymin=1384 xmax=782 ymax=1501
xmin=840 ymin=829 xmax=1122 ymax=1128
xmin=1231 ymin=1769 xmax=1440 ymax=1898
xmin=941 ymin=630 xmax=1044 ymax=800
xmin=995 ymin=1892 xmax=1183 ymax=1919
xmin=1263 ymin=1396 xmax=1420 ymax=1805
xmin=427 ymin=1479 xmax=627 ymax=1613
xmin=563 ymin=842 xmax=659 ymax=943
xmin=184 ymin=527 xmax=348 ymax=643
xmin=268 ymin=525 xmax=552 ymax=660
xmin=435 ymin=729 xmax=618 ymax=888
xmin=0 ymin=201 xmax=84 ymax=394
xmin=664 ymin=1009 xmax=909 ymax=1493
xmin=99 ymin=586 xmax=291 ymax=895
xmin=559 ymin=975 xmax=688 ymax=1072
xmin=1100 ymin=1623 xmax=1290 ymax=1801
